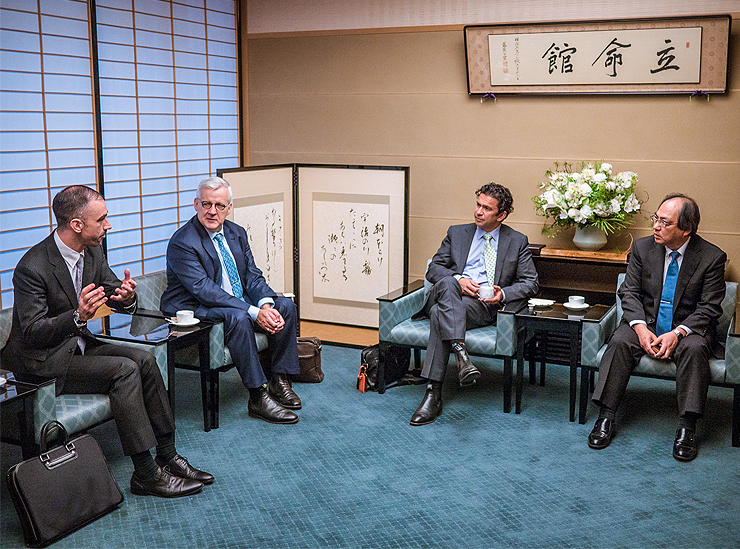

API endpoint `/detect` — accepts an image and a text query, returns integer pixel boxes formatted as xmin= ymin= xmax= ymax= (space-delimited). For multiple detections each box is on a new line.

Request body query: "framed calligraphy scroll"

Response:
xmin=298 ymin=165 xmax=408 ymax=328
xmin=465 ymin=15 xmax=730 ymax=94
xmin=218 ymin=164 xmax=409 ymax=329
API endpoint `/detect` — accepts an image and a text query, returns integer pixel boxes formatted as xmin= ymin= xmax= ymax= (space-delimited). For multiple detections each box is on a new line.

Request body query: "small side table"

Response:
xmin=1 ymin=375 xmax=55 ymax=459
xmin=94 ymin=309 xmax=215 ymax=431
xmin=514 ymin=303 xmax=611 ymax=422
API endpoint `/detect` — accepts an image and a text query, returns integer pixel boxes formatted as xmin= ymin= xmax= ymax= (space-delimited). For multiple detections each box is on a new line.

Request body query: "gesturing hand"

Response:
xmin=109 ymin=268 xmax=137 ymax=305
xmin=77 ymin=284 xmax=108 ymax=322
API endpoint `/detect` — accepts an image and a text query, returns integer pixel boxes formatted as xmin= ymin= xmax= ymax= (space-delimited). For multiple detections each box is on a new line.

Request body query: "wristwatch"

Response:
xmin=672 ymin=328 xmax=684 ymax=341
xmin=73 ymin=310 xmax=87 ymax=328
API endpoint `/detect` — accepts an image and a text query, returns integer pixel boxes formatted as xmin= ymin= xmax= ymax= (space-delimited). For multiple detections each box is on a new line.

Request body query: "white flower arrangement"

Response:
xmin=532 ymin=161 xmax=641 ymax=235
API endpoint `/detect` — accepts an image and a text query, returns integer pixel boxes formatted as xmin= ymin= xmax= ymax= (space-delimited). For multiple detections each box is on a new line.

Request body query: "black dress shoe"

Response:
xmin=451 ymin=342 xmax=480 ymax=387
xmin=248 ymin=388 xmax=299 ymax=424
xmin=130 ymin=466 xmax=203 ymax=498
xmin=673 ymin=428 xmax=698 ymax=461
xmin=156 ymin=454 xmax=215 ymax=485
xmin=587 ymin=417 xmax=614 ymax=449
xmin=410 ymin=384 xmax=443 ymax=426
xmin=268 ymin=374 xmax=302 ymax=410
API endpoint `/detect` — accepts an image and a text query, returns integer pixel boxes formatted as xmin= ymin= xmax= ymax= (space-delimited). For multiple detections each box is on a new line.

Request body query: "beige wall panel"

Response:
xmin=248 ymin=26 xmax=740 ymax=291
xmin=248 ymin=31 xmax=466 ymax=95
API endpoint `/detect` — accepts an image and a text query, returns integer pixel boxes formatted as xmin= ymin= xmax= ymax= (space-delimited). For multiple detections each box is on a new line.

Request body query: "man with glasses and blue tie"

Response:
xmin=588 ymin=194 xmax=726 ymax=461
xmin=161 ymin=177 xmax=302 ymax=425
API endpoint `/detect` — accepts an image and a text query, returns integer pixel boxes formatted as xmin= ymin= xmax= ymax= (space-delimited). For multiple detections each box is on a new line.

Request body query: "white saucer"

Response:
xmin=563 ymin=302 xmax=589 ymax=310
xmin=528 ymin=298 xmax=554 ymax=307
xmin=167 ymin=318 xmax=200 ymax=327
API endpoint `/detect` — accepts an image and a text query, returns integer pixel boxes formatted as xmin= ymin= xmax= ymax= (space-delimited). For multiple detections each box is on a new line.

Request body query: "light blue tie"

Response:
xmin=214 ymin=233 xmax=243 ymax=300
xmin=656 ymin=251 xmax=679 ymax=335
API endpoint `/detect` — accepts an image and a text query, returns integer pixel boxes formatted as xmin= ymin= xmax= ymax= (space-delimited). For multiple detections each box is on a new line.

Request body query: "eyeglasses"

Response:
xmin=650 ymin=214 xmax=674 ymax=228
xmin=199 ymin=201 xmax=228 ymax=212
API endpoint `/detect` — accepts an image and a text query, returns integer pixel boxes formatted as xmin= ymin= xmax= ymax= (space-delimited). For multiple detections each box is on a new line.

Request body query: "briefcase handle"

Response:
xmin=39 ymin=420 xmax=71 ymax=454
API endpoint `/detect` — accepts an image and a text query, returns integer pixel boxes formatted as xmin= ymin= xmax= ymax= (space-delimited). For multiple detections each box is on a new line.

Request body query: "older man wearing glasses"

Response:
xmin=587 ymin=193 xmax=726 ymax=461
xmin=161 ymin=177 xmax=302 ymax=425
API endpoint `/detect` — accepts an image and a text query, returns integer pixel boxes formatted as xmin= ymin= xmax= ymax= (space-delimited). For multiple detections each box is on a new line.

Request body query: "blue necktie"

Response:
xmin=656 ymin=251 xmax=679 ymax=335
xmin=214 ymin=233 xmax=243 ymax=300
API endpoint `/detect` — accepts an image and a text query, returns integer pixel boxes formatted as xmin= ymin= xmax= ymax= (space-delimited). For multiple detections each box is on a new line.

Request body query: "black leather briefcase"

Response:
xmin=6 ymin=421 xmax=124 ymax=548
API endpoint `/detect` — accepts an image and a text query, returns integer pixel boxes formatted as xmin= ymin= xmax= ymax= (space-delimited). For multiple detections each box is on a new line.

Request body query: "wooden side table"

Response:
xmin=531 ymin=246 xmax=628 ymax=306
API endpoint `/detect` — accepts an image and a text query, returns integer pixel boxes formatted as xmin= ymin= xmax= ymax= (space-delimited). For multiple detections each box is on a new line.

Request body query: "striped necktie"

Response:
xmin=483 ymin=233 xmax=497 ymax=287
xmin=74 ymin=255 xmax=85 ymax=353
xmin=214 ymin=233 xmax=244 ymax=300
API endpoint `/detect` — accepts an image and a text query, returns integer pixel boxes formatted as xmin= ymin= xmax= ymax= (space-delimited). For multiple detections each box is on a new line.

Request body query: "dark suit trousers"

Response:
xmin=592 ymin=323 xmax=712 ymax=416
xmin=421 ymin=277 xmax=497 ymax=382
xmin=205 ymin=296 xmax=300 ymax=389
xmin=62 ymin=343 xmax=175 ymax=456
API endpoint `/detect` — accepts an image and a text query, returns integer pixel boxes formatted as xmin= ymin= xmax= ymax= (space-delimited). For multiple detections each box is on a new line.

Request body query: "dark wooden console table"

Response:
xmin=530 ymin=246 xmax=629 ymax=306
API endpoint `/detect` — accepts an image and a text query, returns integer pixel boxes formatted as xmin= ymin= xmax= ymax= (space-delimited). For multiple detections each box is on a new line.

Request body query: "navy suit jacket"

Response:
xmin=422 ymin=223 xmax=539 ymax=314
xmin=618 ymin=234 xmax=726 ymax=348
xmin=160 ymin=216 xmax=276 ymax=316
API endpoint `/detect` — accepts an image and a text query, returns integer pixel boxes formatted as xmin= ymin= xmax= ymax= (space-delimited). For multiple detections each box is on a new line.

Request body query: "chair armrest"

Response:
xmin=378 ymin=283 xmax=425 ymax=342
xmin=724 ymin=312 xmax=740 ymax=384
xmin=110 ymin=340 xmax=170 ymax=388
xmin=32 ymin=379 xmax=58 ymax=443
xmin=495 ymin=310 xmax=517 ymax=356
xmin=581 ymin=304 xmax=618 ymax=367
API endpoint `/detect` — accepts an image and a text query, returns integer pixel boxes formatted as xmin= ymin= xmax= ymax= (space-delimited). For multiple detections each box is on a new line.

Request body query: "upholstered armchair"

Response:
xmin=377 ymin=267 xmax=518 ymax=411
xmin=0 ymin=307 xmax=113 ymax=457
xmin=580 ymin=273 xmax=739 ymax=446
xmin=133 ymin=271 xmax=268 ymax=431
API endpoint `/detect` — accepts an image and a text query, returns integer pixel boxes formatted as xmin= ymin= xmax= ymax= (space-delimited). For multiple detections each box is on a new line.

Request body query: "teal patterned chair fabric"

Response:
xmin=0 ymin=307 xmax=113 ymax=447
xmin=377 ymin=262 xmax=518 ymax=411
xmin=580 ymin=272 xmax=740 ymax=447
xmin=132 ymin=271 xmax=268 ymax=430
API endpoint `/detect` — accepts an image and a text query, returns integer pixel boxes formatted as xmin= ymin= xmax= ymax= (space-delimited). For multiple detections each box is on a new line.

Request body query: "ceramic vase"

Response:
xmin=572 ymin=225 xmax=607 ymax=251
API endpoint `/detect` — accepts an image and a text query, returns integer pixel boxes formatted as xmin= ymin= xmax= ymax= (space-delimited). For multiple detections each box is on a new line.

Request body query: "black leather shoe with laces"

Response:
xmin=156 ymin=454 xmax=214 ymax=485
xmin=248 ymin=388 xmax=299 ymax=424
xmin=130 ymin=466 xmax=203 ymax=498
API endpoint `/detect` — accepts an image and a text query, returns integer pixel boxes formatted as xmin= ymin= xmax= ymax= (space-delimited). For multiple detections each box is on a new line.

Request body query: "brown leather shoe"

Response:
xmin=156 ymin=454 xmax=214 ymax=485
xmin=248 ymin=388 xmax=299 ymax=424
xmin=451 ymin=342 xmax=480 ymax=387
xmin=268 ymin=373 xmax=302 ymax=410
xmin=410 ymin=384 xmax=443 ymax=426
xmin=673 ymin=428 xmax=698 ymax=461
xmin=130 ymin=466 xmax=203 ymax=498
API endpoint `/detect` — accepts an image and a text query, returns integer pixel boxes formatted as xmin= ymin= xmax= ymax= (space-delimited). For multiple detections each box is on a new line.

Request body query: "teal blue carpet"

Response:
xmin=2 ymin=345 xmax=739 ymax=548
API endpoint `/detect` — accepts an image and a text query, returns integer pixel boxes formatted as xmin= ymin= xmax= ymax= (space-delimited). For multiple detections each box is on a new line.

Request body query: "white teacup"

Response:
xmin=478 ymin=286 xmax=494 ymax=299
xmin=568 ymin=295 xmax=585 ymax=307
xmin=176 ymin=310 xmax=195 ymax=324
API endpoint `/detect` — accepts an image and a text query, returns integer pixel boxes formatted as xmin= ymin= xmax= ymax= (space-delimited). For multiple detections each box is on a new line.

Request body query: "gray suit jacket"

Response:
xmin=420 ymin=223 xmax=539 ymax=315
xmin=2 ymin=234 xmax=131 ymax=393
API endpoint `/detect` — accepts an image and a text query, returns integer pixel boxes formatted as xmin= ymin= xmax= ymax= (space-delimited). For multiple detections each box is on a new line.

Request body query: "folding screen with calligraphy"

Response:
xmin=218 ymin=164 xmax=409 ymax=328
xmin=465 ymin=15 xmax=730 ymax=94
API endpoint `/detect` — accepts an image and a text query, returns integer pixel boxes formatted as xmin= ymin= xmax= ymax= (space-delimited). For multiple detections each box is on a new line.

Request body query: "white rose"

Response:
xmin=567 ymin=208 xmax=578 ymax=220
xmin=542 ymin=190 xmax=559 ymax=209
xmin=593 ymin=173 xmax=607 ymax=183
xmin=610 ymin=199 xmax=621 ymax=213
xmin=579 ymin=182 xmax=592 ymax=196
xmin=605 ymin=180 xmax=616 ymax=191
xmin=580 ymin=204 xmax=593 ymax=220
xmin=601 ymin=163 xmax=612 ymax=174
